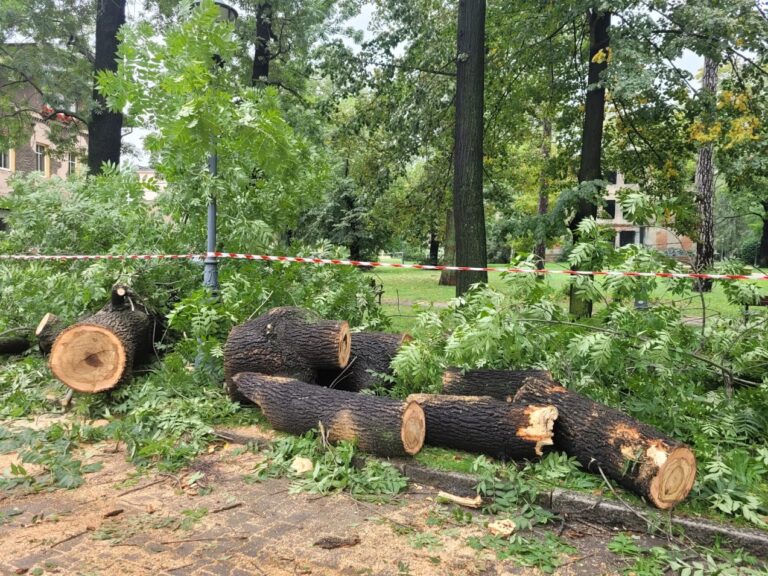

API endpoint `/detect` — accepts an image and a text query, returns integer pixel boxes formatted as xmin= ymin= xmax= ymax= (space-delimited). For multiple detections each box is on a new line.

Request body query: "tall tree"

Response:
xmin=453 ymin=0 xmax=487 ymax=295
xmin=88 ymin=0 xmax=126 ymax=174
xmin=251 ymin=2 xmax=273 ymax=86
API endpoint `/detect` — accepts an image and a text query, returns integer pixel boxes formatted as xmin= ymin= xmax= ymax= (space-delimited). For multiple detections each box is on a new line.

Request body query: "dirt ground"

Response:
xmin=0 ymin=425 xmax=665 ymax=576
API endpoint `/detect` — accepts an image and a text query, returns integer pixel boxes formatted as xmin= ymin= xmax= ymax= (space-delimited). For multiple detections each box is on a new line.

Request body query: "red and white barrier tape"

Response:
xmin=1 ymin=251 xmax=767 ymax=282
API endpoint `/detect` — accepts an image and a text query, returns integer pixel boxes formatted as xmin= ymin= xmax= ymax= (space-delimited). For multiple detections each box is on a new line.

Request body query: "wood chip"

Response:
xmin=103 ymin=509 xmax=124 ymax=518
xmin=313 ymin=535 xmax=361 ymax=550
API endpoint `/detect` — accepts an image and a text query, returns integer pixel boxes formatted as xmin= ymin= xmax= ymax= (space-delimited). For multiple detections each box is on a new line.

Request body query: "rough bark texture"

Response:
xmin=453 ymin=0 xmax=488 ymax=296
xmin=88 ymin=0 xmax=126 ymax=174
xmin=50 ymin=286 xmax=154 ymax=392
xmin=514 ymin=379 xmax=696 ymax=509
xmin=441 ymin=368 xmax=554 ymax=401
xmin=439 ymin=208 xmax=457 ymax=286
xmin=251 ymin=2 xmax=272 ymax=87
xmin=694 ymin=56 xmax=719 ymax=293
xmin=0 ymin=336 xmax=31 ymax=355
xmin=407 ymin=394 xmax=557 ymax=460
xmin=234 ymin=372 xmax=425 ymax=457
xmin=317 ymin=332 xmax=411 ymax=392
xmin=569 ymin=8 xmax=610 ymax=318
xmin=534 ymin=119 xmax=552 ymax=270
xmin=36 ymin=313 xmax=64 ymax=355
xmin=224 ymin=307 xmax=351 ymax=401
xmin=759 ymin=207 xmax=768 ymax=267
xmin=428 ymin=230 xmax=440 ymax=266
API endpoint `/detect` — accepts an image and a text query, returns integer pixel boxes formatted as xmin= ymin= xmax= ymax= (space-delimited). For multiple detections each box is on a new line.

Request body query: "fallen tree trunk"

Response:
xmin=49 ymin=286 xmax=154 ymax=393
xmin=318 ymin=332 xmax=411 ymax=391
xmin=442 ymin=368 xmax=553 ymax=401
xmin=36 ymin=313 xmax=65 ymax=355
xmin=407 ymin=394 xmax=557 ymax=459
xmin=0 ymin=335 xmax=31 ymax=355
xmin=224 ymin=307 xmax=351 ymax=401
xmin=514 ymin=379 xmax=697 ymax=509
xmin=234 ymin=372 xmax=425 ymax=457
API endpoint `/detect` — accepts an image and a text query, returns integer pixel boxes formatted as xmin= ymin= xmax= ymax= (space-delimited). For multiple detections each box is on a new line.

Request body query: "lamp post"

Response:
xmin=199 ymin=1 xmax=238 ymax=292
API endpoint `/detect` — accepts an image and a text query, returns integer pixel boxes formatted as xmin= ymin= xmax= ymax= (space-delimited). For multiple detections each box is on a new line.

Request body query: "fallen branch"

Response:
xmin=436 ymin=491 xmax=483 ymax=509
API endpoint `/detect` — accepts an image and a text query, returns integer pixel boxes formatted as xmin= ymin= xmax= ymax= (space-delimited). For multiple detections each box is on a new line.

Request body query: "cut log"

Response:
xmin=0 ymin=336 xmax=31 ymax=355
xmin=407 ymin=394 xmax=557 ymax=459
xmin=514 ymin=379 xmax=697 ymax=510
xmin=442 ymin=368 xmax=553 ymax=401
xmin=234 ymin=372 xmax=425 ymax=457
xmin=224 ymin=307 xmax=351 ymax=401
xmin=36 ymin=313 xmax=65 ymax=355
xmin=49 ymin=285 xmax=154 ymax=393
xmin=318 ymin=332 xmax=412 ymax=391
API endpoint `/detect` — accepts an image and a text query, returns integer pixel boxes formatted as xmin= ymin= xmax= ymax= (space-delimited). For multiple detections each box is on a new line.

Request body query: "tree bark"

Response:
xmin=693 ymin=56 xmax=719 ymax=292
xmin=36 ymin=313 xmax=64 ymax=355
xmin=407 ymin=394 xmax=557 ymax=460
xmin=758 ymin=205 xmax=768 ymax=268
xmin=514 ymin=378 xmax=696 ymax=509
xmin=569 ymin=8 xmax=611 ymax=317
xmin=441 ymin=368 xmax=554 ymax=401
xmin=224 ymin=307 xmax=351 ymax=401
xmin=251 ymin=2 xmax=272 ymax=87
xmin=88 ymin=0 xmax=126 ymax=175
xmin=49 ymin=286 xmax=154 ymax=392
xmin=0 ymin=336 xmax=31 ymax=355
xmin=234 ymin=372 xmax=425 ymax=457
xmin=317 ymin=332 xmax=411 ymax=392
xmin=453 ymin=0 xmax=488 ymax=296
xmin=439 ymin=208 xmax=457 ymax=286
xmin=534 ymin=119 xmax=552 ymax=270
xmin=428 ymin=230 xmax=440 ymax=266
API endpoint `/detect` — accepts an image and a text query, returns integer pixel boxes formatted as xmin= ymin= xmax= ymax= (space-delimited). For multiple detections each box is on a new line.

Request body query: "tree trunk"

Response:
xmin=224 ymin=307 xmax=351 ymax=401
xmin=251 ymin=2 xmax=272 ymax=87
xmin=441 ymin=368 xmax=554 ymax=401
xmin=453 ymin=0 xmax=488 ymax=296
xmin=407 ymin=394 xmax=557 ymax=459
xmin=88 ymin=0 xmax=126 ymax=175
xmin=514 ymin=378 xmax=696 ymax=510
xmin=36 ymin=313 xmax=64 ymax=355
xmin=693 ymin=56 xmax=719 ymax=292
xmin=234 ymin=372 xmax=425 ymax=457
xmin=0 ymin=336 xmax=31 ymax=355
xmin=534 ymin=119 xmax=552 ymax=270
xmin=758 ymin=206 xmax=768 ymax=268
xmin=439 ymin=208 xmax=457 ymax=286
xmin=569 ymin=8 xmax=611 ymax=318
xmin=317 ymin=332 xmax=412 ymax=392
xmin=49 ymin=286 xmax=154 ymax=392
xmin=428 ymin=230 xmax=440 ymax=266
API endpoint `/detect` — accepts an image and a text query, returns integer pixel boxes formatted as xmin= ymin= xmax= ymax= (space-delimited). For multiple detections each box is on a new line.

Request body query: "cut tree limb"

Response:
xmin=224 ymin=307 xmax=351 ymax=401
xmin=441 ymin=368 xmax=553 ymax=401
xmin=36 ymin=313 xmax=64 ymax=355
xmin=234 ymin=372 xmax=425 ymax=457
xmin=318 ymin=332 xmax=412 ymax=391
xmin=0 ymin=336 xmax=31 ymax=355
xmin=49 ymin=285 xmax=155 ymax=393
xmin=514 ymin=379 xmax=696 ymax=510
xmin=407 ymin=394 xmax=557 ymax=459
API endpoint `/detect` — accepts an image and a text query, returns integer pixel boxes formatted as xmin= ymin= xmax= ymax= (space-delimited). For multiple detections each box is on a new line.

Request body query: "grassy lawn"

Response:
xmin=368 ymin=258 xmax=762 ymax=331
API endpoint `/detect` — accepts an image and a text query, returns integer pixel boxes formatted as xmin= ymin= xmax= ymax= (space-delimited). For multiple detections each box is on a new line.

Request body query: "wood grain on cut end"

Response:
xmin=50 ymin=324 xmax=127 ymax=392
xmin=517 ymin=405 xmax=559 ymax=456
xmin=338 ymin=324 xmax=351 ymax=368
xmin=401 ymin=401 xmax=426 ymax=455
xmin=36 ymin=313 xmax=56 ymax=336
xmin=650 ymin=446 xmax=697 ymax=509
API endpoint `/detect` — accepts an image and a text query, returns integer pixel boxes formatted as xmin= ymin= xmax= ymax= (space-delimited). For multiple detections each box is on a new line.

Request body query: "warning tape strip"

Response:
xmin=0 ymin=252 xmax=766 ymax=282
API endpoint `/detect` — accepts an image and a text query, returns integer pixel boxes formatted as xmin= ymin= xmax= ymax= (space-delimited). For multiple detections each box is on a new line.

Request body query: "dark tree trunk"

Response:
xmin=407 ymin=394 xmax=557 ymax=460
xmin=534 ymin=118 xmax=552 ymax=270
xmin=0 ymin=336 xmax=31 ymax=355
xmin=251 ymin=2 xmax=272 ymax=87
xmin=234 ymin=372 xmax=426 ymax=457
xmin=36 ymin=313 xmax=64 ymax=355
xmin=88 ymin=0 xmax=126 ymax=175
xmin=441 ymin=368 xmax=554 ymax=401
xmin=693 ymin=56 xmax=719 ymax=292
xmin=568 ymin=8 xmax=611 ymax=317
xmin=439 ymin=208 xmax=457 ymax=286
xmin=453 ymin=0 xmax=488 ymax=296
xmin=758 ymin=204 xmax=768 ymax=268
xmin=428 ymin=230 xmax=440 ymax=266
xmin=317 ymin=332 xmax=411 ymax=392
xmin=223 ymin=307 xmax=351 ymax=401
xmin=514 ymin=378 xmax=697 ymax=510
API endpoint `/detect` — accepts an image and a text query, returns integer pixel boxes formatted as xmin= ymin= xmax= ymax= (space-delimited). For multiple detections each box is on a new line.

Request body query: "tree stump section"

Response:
xmin=514 ymin=379 xmax=697 ymax=509
xmin=224 ymin=307 xmax=351 ymax=401
xmin=442 ymin=368 xmax=554 ymax=401
xmin=49 ymin=286 xmax=154 ymax=393
xmin=36 ymin=313 xmax=65 ymax=355
xmin=318 ymin=332 xmax=412 ymax=391
xmin=407 ymin=394 xmax=557 ymax=460
xmin=234 ymin=372 xmax=425 ymax=457
xmin=0 ymin=336 xmax=31 ymax=355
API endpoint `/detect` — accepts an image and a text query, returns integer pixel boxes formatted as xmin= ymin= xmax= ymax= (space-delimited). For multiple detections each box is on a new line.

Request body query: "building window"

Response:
xmin=605 ymin=200 xmax=616 ymax=219
xmin=67 ymin=152 xmax=77 ymax=176
xmin=0 ymin=150 xmax=9 ymax=170
xmin=35 ymin=145 xmax=50 ymax=176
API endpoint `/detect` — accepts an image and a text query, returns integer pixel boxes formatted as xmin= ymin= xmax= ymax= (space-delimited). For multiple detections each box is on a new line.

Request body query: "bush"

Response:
xmin=737 ymin=237 xmax=760 ymax=265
